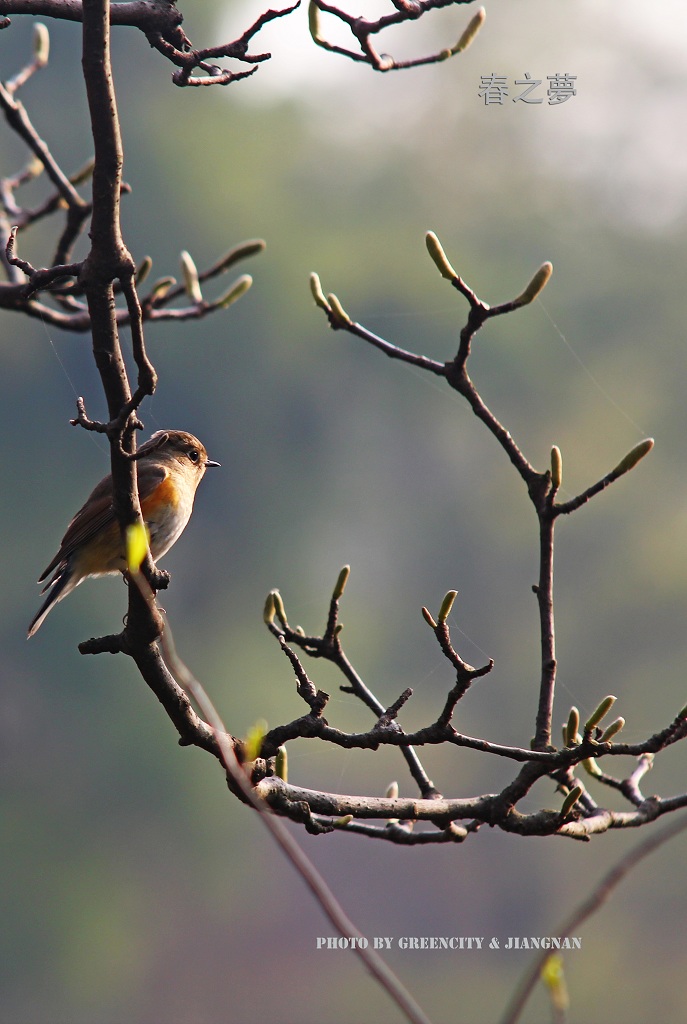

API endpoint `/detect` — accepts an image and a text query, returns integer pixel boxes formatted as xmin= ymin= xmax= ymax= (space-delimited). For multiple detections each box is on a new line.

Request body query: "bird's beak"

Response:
xmin=206 ymin=459 xmax=221 ymax=468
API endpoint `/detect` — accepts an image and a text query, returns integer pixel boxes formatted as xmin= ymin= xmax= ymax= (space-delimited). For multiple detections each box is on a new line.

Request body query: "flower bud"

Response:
xmin=180 ymin=250 xmax=202 ymax=303
xmin=513 ymin=261 xmax=553 ymax=307
xmin=584 ymin=695 xmax=617 ymax=734
xmin=425 ymin=231 xmax=458 ymax=281
xmin=612 ymin=438 xmax=654 ymax=478
xmin=217 ymin=274 xmax=252 ymax=309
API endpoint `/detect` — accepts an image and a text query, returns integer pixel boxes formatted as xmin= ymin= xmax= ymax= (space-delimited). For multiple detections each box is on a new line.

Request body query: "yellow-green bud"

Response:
xmin=217 ymin=274 xmax=252 ymax=309
xmin=327 ymin=292 xmax=351 ymax=327
xmin=513 ymin=261 xmax=553 ymax=307
xmin=33 ymin=23 xmax=50 ymax=66
xmin=180 ymin=250 xmax=202 ymax=303
xmin=271 ymin=589 xmax=286 ymax=623
xmin=454 ymin=7 xmax=485 ymax=53
xmin=136 ymin=256 xmax=153 ymax=285
xmin=541 ymin=954 xmax=569 ymax=1012
xmin=422 ymin=606 xmax=438 ymax=629
xmin=309 ymin=272 xmax=330 ymax=311
xmin=263 ymin=592 xmax=276 ymax=625
xmin=243 ymin=719 xmax=268 ymax=762
xmin=334 ymin=815 xmax=353 ymax=826
xmin=584 ymin=695 xmax=617 ymax=734
xmin=425 ymin=231 xmax=458 ymax=282
xmin=560 ymin=785 xmax=582 ymax=817
xmin=308 ymin=0 xmax=322 ymax=42
xmin=275 ymin=746 xmax=288 ymax=781
xmin=438 ymin=590 xmax=458 ymax=624
xmin=149 ymin=276 xmax=176 ymax=303
xmin=551 ymin=446 xmax=562 ymax=490
xmin=333 ymin=565 xmax=350 ymax=601
xmin=125 ymin=521 xmax=150 ymax=573
xmin=600 ymin=717 xmax=625 ymax=743
xmin=612 ymin=438 xmax=654 ymax=478
xmin=582 ymin=756 xmax=602 ymax=778
xmin=217 ymin=240 xmax=265 ymax=271
xmin=565 ymin=706 xmax=580 ymax=746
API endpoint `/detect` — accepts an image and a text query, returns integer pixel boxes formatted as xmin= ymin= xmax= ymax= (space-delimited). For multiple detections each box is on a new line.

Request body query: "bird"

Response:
xmin=27 ymin=429 xmax=219 ymax=637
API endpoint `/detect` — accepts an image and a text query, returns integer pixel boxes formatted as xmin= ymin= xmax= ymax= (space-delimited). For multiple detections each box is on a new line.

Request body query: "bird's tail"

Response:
xmin=27 ymin=565 xmax=76 ymax=638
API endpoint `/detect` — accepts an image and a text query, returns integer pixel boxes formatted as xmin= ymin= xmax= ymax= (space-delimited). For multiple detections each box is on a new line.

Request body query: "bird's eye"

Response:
xmin=188 ymin=449 xmax=200 ymax=463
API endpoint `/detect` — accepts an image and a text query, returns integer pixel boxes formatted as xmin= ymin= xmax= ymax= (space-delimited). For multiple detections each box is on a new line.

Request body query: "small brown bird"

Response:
xmin=28 ymin=430 xmax=219 ymax=637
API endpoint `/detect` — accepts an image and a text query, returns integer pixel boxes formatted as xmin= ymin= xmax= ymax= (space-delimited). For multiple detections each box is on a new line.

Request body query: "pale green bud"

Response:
xmin=385 ymin=781 xmax=399 ymax=799
xmin=327 ymin=292 xmax=351 ymax=327
xmin=565 ymin=706 xmax=580 ymax=747
xmin=513 ymin=261 xmax=553 ymax=307
xmin=438 ymin=590 xmax=458 ymax=624
xmin=599 ymin=717 xmax=625 ymax=743
xmin=275 ymin=746 xmax=288 ymax=781
xmin=612 ymin=438 xmax=654 ymax=478
xmin=309 ymin=272 xmax=330 ymax=311
xmin=584 ymin=695 xmax=617 ymax=734
xmin=263 ymin=592 xmax=276 ymax=625
xmin=560 ymin=785 xmax=582 ymax=817
xmin=453 ymin=7 xmax=485 ymax=54
xmin=551 ymin=446 xmax=562 ymax=490
xmin=333 ymin=565 xmax=350 ymax=601
xmin=136 ymin=256 xmax=153 ymax=285
xmin=217 ymin=274 xmax=252 ymax=309
xmin=180 ymin=250 xmax=202 ymax=303
xmin=582 ymin=757 xmax=602 ymax=778
xmin=243 ymin=719 xmax=268 ymax=762
xmin=425 ymin=231 xmax=458 ymax=281
xmin=308 ymin=1 xmax=322 ymax=42
xmin=149 ymin=276 xmax=176 ymax=302
xmin=33 ymin=23 xmax=50 ymax=66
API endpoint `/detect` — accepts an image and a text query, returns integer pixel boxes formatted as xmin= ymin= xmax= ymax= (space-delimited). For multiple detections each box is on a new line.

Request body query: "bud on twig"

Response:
xmin=437 ymin=590 xmax=457 ymax=624
xmin=33 ymin=23 xmax=50 ymax=67
xmin=308 ymin=0 xmax=323 ymax=42
xmin=269 ymin=590 xmax=286 ymax=625
xmin=243 ymin=719 xmax=268 ymax=762
xmin=560 ymin=785 xmax=582 ymax=818
xmin=385 ymin=781 xmax=399 ymax=799
xmin=448 ymin=7 xmax=485 ymax=56
xmin=309 ymin=272 xmax=330 ymax=311
xmin=275 ymin=746 xmax=288 ymax=781
xmin=327 ymin=292 xmax=351 ymax=327
xmin=149 ymin=276 xmax=176 ymax=303
xmin=215 ymin=239 xmax=265 ymax=272
xmin=513 ymin=261 xmax=553 ymax=307
xmin=584 ymin=695 xmax=616 ymax=734
xmin=180 ymin=250 xmax=202 ymax=303
xmin=565 ymin=706 xmax=580 ymax=746
xmin=599 ymin=717 xmax=625 ymax=743
xmin=550 ymin=446 xmax=562 ymax=491
xmin=333 ymin=565 xmax=350 ymax=601
xmin=581 ymin=756 xmax=602 ymax=778
xmin=263 ymin=592 xmax=276 ymax=625
xmin=425 ymin=231 xmax=458 ymax=282
xmin=611 ymin=438 xmax=654 ymax=479
xmin=421 ymin=606 xmax=438 ymax=629
xmin=217 ymin=274 xmax=252 ymax=309
xmin=136 ymin=256 xmax=153 ymax=285
xmin=125 ymin=522 xmax=149 ymax=574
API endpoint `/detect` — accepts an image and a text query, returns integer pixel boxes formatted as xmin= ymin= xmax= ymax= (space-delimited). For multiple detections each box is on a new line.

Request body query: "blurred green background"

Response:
xmin=2 ymin=1 xmax=687 ymax=1021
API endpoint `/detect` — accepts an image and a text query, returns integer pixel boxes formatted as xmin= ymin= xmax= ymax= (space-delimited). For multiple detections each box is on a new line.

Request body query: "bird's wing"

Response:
xmin=37 ymin=464 xmax=168 ymax=583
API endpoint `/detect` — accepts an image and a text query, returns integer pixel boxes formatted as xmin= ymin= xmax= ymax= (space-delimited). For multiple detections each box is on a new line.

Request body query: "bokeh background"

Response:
xmin=2 ymin=1 xmax=687 ymax=1021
